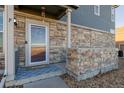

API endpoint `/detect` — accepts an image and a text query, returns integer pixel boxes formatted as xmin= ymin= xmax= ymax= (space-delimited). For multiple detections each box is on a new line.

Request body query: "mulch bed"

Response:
xmin=61 ymin=58 xmax=124 ymax=88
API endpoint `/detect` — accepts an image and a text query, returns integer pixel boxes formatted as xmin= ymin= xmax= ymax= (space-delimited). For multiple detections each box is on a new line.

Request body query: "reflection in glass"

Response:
xmin=31 ymin=25 xmax=46 ymax=44
xmin=31 ymin=47 xmax=46 ymax=62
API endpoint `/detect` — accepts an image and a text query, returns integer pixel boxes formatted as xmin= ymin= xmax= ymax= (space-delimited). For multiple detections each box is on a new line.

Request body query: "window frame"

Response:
xmin=0 ymin=9 xmax=4 ymax=53
xmin=94 ymin=5 xmax=100 ymax=16
xmin=111 ymin=6 xmax=115 ymax=22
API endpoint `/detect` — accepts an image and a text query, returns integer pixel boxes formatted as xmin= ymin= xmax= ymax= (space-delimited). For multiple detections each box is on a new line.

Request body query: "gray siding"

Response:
xmin=61 ymin=5 xmax=115 ymax=32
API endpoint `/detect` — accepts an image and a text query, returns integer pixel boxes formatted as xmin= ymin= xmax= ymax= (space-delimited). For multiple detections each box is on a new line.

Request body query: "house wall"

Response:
xmin=14 ymin=10 xmax=118 ymax=81
xmin=61 ymin=5 xmax=115 ymax=32
xmin=14 ymin=11 xmax=67 ymax=66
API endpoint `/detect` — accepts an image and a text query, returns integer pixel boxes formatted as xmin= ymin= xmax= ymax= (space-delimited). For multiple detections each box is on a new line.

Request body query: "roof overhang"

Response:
xmin=60 ymin=5 xmax=79 ymax=10
xmin=15 ymin=5 xmax=79 ymax=19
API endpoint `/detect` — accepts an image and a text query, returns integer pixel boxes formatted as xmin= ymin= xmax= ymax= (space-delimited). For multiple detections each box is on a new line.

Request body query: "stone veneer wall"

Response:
xmin=67 ymin=27 xmax=118 ymax=81
xmin=14 ymin=12 xmax=67 ymax=66
xmin=14 ymin=11 xmax=118 ymax=81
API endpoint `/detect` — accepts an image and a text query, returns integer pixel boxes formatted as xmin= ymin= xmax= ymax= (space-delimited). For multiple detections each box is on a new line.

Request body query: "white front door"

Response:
xmin=27 ymin=23 xmax=48 ymax=66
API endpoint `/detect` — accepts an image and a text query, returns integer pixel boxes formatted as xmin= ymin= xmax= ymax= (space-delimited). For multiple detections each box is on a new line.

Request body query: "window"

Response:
xmin=0 ymin=10 xmax=3 ymax=52
xmin=94 ymin=5 xmax=100 ymax=16
xmin=111 ymin=7 xmax=115 ymax=22
xmin=110 ymin=29 xmax=115 ymax=34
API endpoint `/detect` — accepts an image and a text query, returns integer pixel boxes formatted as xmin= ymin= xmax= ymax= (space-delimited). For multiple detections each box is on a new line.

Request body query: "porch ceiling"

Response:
xmin=14 ymin=5 xmax=79 ymax=19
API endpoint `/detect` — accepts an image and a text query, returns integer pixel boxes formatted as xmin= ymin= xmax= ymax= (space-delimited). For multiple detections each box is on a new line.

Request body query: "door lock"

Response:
xmin=25 ymin=41 xmax=28 ymax=44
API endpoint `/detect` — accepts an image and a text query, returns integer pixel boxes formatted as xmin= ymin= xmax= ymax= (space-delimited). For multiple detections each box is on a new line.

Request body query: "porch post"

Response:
xmin=66 ymin=8 xmax=72 ymax=48
xmin=4 ymin=5 xmax=15 ymax=81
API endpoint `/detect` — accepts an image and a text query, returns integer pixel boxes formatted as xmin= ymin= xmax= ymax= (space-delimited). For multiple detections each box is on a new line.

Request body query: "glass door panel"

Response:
xmin=30 ymin=25 xmax=47 ymax=64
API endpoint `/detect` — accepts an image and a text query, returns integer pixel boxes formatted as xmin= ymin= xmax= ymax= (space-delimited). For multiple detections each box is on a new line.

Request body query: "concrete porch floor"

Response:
xmin=23 ymin=77 xmax=69 ymax=88
xmin=5 ymin=63 xmax=66 ymax=87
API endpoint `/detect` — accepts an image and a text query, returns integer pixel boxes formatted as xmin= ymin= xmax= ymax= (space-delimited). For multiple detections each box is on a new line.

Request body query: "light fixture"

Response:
xmin=14 ymin=17 xmax=17 ymax=26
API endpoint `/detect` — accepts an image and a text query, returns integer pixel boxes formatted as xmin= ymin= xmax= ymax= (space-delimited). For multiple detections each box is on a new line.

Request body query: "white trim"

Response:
xmin=94 ymin=5 xmax=100 ymax=16
xmin=4 ymin=5 xmax=15 ymax=81
xmin=66 ymin=8 xmax=72 ymax=48
xmin=28 ymin=24 xmax=48 ymax=66
xmin=111 ymin=6 xmax=115 ymax=22
xmin=25 ymin=19 xmax=49 ymax=67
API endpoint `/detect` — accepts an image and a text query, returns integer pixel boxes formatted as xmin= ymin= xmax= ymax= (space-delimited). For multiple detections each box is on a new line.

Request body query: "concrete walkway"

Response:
xmin=24 ymin=77 xmax=69 ymax=88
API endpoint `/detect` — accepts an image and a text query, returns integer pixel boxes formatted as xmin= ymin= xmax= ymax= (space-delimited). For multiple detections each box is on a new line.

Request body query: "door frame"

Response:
xmin=25 ymin=19 xmax=49 ymax=66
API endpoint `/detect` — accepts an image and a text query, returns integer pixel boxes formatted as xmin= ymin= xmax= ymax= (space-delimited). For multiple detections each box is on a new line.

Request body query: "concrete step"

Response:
xmin=24 ymin=77 xmax=69 ymax=88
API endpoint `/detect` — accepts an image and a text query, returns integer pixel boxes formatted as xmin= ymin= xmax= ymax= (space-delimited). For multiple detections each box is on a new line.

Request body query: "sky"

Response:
xmin=116 ymin=5 xmax=124 ymax=28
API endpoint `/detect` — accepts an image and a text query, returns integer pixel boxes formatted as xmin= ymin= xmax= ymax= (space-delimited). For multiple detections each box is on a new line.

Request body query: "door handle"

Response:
xmin=25 ymin=41 xmax=28 ymax=44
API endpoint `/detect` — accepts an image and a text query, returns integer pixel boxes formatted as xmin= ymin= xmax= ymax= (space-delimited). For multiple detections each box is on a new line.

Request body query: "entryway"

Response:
xmin=26 ymin=19 xmax=49 ymax=66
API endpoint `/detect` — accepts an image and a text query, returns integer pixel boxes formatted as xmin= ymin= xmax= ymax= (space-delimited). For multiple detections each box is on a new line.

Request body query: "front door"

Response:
xmin=27 ymin=23 xmax=48 ymax=66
